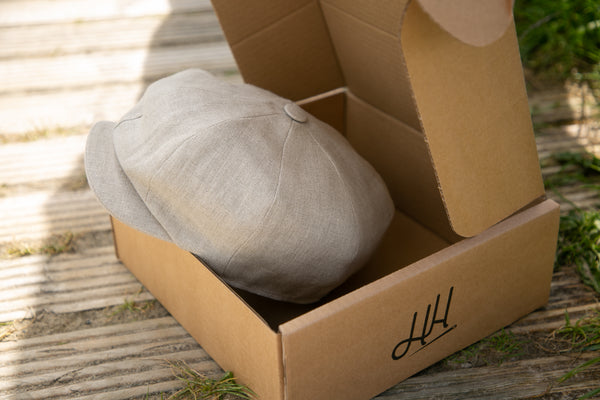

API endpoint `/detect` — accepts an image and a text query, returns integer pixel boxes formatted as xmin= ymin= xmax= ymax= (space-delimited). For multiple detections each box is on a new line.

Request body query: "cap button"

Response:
xmin=284 ymin=103 xmax=308 ymax=123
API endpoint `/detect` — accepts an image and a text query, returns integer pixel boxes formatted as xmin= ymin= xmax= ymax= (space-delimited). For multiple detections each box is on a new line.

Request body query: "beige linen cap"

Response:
xmin=85 ymin=69 xmax=394 ymax=304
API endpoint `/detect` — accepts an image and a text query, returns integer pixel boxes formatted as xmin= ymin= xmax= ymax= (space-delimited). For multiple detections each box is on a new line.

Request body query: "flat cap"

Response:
xmin=85 ymin=69 xmax=394 ymax=303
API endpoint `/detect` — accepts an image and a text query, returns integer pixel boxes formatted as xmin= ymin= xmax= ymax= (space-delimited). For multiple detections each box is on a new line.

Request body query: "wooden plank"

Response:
xmin=0 ymin=262 xmax=127 ymax=294
xmin=0 ymin=317 xmax=221 ymax=399
xmin=4 ymin=360 xmax=221 ymax=400
xmin=1 ymin=354 xmax=213 ymax=394
xmin=509 ymin=304 xmax=600 ymax=334
xmin=0 ymin=329 xmax=197 ymax=377
xmin=0 ymin=326 xmax=195 ymax=365
xmin=0 ymin=43 xmax=237 ymax=94
xmin=0 ymin=75 xmax=241 ymax=136
xmin=0 ymin=135 xmax=86 ymax=186
xmin=0 ymin=282 xmax=153 ymax=322
xmin=0 ymin=266 xmax=134 ymax=302
xmin=0 ymin=191 xmax=111 ymax=242
xmin=375 ymin=354 xmax=600 ymax=399
xmin=3 ymin=358 xmax=220 ymax=400
xmin=0 ymin=244 xmax=151 ymax=322
xmin=536 ymin=123 xmax=600 ymax=144
xmin=546 ymin=188 xmax=600 ymax=212
xmin=0 ymin=86 xmax=135 ymax=136
xmin=0 ymin=13 xmax=224 ymax=59
xmin=538 ymin=141 xmax=600 ymax=160
xmin=518 ymin=304 xmax=599 ymax=323
xmin=535 ymin=124 xmax=600 ymax=159
xmin=0 ymin=0 xmax=212 ymax=26
xmin=0 ymin=135 xmax=86 ymax=162
xmin=528 ymin=85 xmax=599 ymax=125
xmin=0 ymin=316 xmax=178 ymax=352
xmin=532 ymin=104 xmax=599 ymax=125
xmin=0 ymin=247 xmax=116 ymax=280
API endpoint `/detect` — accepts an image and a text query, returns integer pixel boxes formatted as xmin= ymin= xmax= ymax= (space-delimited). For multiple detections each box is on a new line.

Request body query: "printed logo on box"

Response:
xmin=391 ymin=287 xmax=456 ymax=360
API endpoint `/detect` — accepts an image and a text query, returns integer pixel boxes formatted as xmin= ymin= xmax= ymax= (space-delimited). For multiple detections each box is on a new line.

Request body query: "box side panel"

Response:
xmin=320 ymin=0 xmax=420 ymax=130
xmin=401 ymin=1 xmax=545 ymax=237
xmin=280 ymin=200 xmax=559 ymax=400
xmin=345 ymin=93 xmax=457 ymax=242
xmin=211 ymin=0 xmax=344 ymax=101
xmin=111 ymin=218 xmax=284 ymax=400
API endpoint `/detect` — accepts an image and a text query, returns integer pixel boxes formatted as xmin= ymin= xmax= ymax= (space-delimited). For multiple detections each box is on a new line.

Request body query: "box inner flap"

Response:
xmin=401 ymin=1 xmax=545 ymax=236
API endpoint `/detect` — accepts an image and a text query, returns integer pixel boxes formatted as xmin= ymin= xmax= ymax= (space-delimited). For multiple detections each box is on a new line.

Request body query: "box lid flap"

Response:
xmin=210 ymin=0 xmax=545 ymax=237
xmin=400 ymin=2 xmax=544 ymax=236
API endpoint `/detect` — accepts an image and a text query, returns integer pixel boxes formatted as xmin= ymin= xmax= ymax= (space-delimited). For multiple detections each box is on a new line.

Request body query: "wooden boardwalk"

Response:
xmin=0 ymin=1 xmax=599 ymax=399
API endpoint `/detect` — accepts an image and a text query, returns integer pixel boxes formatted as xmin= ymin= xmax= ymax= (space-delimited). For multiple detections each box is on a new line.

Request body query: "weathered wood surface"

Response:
xmin=0 ymin=0 xmax=599 ymax=399
xmin=0 ymin=317 xmax=220 ymax=400
xmin=0 ymin=246 xmax=154 ymax=322
xmin=0 ymin=0 xmax=238 ymax=137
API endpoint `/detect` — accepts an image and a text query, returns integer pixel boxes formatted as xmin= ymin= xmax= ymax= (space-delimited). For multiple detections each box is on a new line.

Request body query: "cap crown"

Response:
xmin=100 ymin=70 xmax=394 ymax=303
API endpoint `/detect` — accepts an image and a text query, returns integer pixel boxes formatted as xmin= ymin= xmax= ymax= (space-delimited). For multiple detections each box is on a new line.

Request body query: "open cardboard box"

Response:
xmin=111 ymin=1 xmax=561 ymax=399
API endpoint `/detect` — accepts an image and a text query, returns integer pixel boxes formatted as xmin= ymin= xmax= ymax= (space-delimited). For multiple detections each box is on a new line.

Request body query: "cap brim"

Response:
xmin=85 ymin=121 xmax=171 ymax=242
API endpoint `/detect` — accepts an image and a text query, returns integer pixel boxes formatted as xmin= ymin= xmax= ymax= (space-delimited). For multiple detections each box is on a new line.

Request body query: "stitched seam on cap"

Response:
xmin=114 ymin=113 xmax=142 ymax=129
xmin=305 ymin=128 xmax=361 ymax=264
xmin=222 ymin=119 xmax=294 ymax=274
xmin=143 ymin=113 xmax=280 ymax=202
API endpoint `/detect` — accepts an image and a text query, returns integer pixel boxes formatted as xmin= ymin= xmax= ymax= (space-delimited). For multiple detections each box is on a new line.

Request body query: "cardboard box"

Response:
xmin=111 ymin=1 xmax=561 ymax=399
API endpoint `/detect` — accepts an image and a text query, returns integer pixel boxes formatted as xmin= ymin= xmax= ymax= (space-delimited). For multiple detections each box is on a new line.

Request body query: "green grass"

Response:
xmin=446 ymin=329 xmax=529 ymax=367
xmin=555 ymin=309 xmax=600 ymax=399
xmin=543 ymin=152 xmax=600 ymax=190
xmin=40 ymin=232 xmax=75 ymax=256
xmin=557 ymin=309 xmax=600 ymax=353
xmin=4 ymin=232 xmax=76 ymax=258
xmin=515 ymin=0 xmax=600 ymax=92
xmin=162 ymin=361 xmax=254 ymax=400
xmin=108 ymin=287 xmax=156 ymax=319
xmin=0 ymin=125 xmax=88 ymax=144
xmin=542 ymin=151 xmax=600 ymax=294
xmin=555 ymin=208 xmax=600 ymax=294
xmin=109 ymin=298 xmax=142 ymax=317
xmin=0 ymin=321 xmax=15 ymax=341
xmin=0 ymin=315 xmax=36 ymax=342
xmin=485 ymin=329 xmax=528 ymax=359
